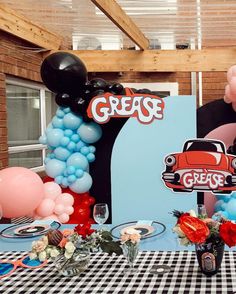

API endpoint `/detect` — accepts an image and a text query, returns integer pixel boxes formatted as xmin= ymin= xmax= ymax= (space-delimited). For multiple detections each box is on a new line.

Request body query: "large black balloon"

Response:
xmin=41 ymin=52 xmax=88 ymax=95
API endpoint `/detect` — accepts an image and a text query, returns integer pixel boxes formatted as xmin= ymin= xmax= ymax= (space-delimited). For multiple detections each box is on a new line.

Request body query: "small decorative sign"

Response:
xmin=162 ymin=139 xmax=236 ymax=194
xmin=87 ymin=88 xmax=165 ymax=124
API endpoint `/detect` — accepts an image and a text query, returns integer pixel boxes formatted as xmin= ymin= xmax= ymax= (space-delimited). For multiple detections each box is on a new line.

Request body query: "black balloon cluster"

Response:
xmin=41 ymin=52 xmax=165 ymax=122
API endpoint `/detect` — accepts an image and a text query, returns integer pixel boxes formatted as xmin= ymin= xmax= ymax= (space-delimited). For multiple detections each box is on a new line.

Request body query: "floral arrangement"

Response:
xmin=172 ymin=209 xmax=236 ymax=247
xmin=120 ymin=228 xmax=141 ymax=246
xmin=29 ymin=223 xmax=122 ymax=262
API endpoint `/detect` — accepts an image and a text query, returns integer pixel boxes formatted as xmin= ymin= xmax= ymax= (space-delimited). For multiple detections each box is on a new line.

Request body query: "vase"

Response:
xmin=122 ymin=243 xmax=139 ymax=274
xmin=195 ymin=241 xmax=224 ymax=276
xmin=54 ymin=250 xmax=90 ymax=277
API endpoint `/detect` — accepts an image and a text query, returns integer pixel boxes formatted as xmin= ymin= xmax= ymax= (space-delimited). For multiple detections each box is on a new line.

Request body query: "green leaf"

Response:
xmin=100 ymin=241 xmax=122 ymax=256
xmin=101 ymin=231 xmax=113 ymax=241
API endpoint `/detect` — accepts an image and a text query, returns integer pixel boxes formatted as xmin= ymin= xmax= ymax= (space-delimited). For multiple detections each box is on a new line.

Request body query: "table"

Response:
xmin=1 ymin=251 xmax=236 ymax=293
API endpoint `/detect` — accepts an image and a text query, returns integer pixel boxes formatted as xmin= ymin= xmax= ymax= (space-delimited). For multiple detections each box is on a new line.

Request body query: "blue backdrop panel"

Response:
xmin=111 ymin=95 xmax=196 ymax=225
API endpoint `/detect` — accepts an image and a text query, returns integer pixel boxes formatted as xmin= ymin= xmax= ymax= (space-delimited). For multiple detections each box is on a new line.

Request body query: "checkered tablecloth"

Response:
xmin=1 ymin=251 xmax=236 ymax=294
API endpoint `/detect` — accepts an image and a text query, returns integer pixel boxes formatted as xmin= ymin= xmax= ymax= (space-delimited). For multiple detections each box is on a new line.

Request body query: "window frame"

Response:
xmin=6 ymin=76 xmax=51 ymax=172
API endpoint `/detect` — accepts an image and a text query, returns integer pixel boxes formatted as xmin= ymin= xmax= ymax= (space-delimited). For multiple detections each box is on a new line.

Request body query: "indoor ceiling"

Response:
xmin=0 ymin=0 xmax=236 ymax=49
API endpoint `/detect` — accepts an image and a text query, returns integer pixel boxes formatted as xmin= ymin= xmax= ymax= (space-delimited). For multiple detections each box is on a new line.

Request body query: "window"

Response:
xmin=6 ymin=77 xmax=57 ymax=171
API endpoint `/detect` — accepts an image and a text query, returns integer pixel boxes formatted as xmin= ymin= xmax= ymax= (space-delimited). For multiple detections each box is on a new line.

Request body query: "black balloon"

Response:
xmin=41 ymin=52 xmax=88 ymax=95
xmin=110 ymin=83 xmax=124 ymax=94
xmin=55 ymin=93 xmax=71 ymax=107
xmin=89 ymin=78 xmax=108 ymax=91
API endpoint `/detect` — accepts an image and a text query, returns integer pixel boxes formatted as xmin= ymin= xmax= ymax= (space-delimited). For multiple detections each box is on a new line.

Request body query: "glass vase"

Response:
xmin=195 ymin=240 xmax=224 ymax=276
xmin=54 ymin=250 xmax=90 ymax=277
xmin=122 ymin=242 xmax=139 ymax=274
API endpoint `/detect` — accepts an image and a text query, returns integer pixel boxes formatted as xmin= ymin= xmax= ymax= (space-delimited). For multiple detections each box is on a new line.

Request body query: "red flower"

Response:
xmin=179 ymin=214 xmax=210 ymax=244
xmin=219 ymin=221 xmax=236 ymax=247
xmin=74 ymin=223 xmax=95 ymax=239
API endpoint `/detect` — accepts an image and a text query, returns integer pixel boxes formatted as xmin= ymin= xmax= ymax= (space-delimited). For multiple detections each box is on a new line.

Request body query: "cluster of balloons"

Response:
xmin=41 ymin=52 xmax=165 ymax=121
xmin=39 ymin=107 xmax=102 ymax=194
xmin=43 ymin=177 xmax=96 ymax=224
xmin=33 ymin=182 xmax=74 ymax=223
xmin=224 ymin=65 xmax=236 ymax=111
xmin=214 ymin=193 xmax=236 ymax=220
xmin=0 ymin=167 xmax=75 ymax=223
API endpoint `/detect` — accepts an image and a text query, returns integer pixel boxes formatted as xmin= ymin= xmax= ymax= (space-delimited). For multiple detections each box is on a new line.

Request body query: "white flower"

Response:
xmin=38 ymin=251 xmax=47 ymax=262
xmin=29 ymin=252 xmax=38 ymax=260
xmin=46 ymin=248 xmax=52 ymax=255
xmin=172 ymin=225 xmax=185 ymax=237
xmin=65 ymin=242 xmax=76 ymax=254
xmin=189 ymin=210 xmax=197 ymax=218
xmin=64 ymin=251 xmax=73 ymax=259
xmin=50 ymin=249 xmax=60 ymax=258
xmin=179 ymin=237 xmax=191 ymax=246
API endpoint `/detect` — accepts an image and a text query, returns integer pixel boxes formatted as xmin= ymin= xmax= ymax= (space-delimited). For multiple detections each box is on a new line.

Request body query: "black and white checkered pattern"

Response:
xmin=1 ymin=251 xmax=236 ymax=294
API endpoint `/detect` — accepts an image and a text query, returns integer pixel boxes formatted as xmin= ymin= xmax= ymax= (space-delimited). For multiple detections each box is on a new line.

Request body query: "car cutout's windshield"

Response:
xmin=184 ymin=141 xmax=224 ymax=153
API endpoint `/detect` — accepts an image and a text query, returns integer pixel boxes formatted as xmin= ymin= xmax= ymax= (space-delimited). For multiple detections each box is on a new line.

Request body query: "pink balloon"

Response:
xmin=0 ymin=167 xmax=44 ymax=218
xmin=36 ymin=198 xmax=55 ymax=217
xmin=229 ymin=77 xmax=236 ymax=95
xmin=41 ymin=214 xmax=60 ymax=222
xmin=65 ymin=206 xmax=74 ymax=215
xmin=56 ymin=193 xmax=74 ymax=206
xmin=58 ymin=213 xmax=70 ymax=223
xmin=44 ymin=182 xmax=62 ymax=200
xmin=54 ymin=204 xmax=65 ymax=215
xmin=227 ymin=65 xmax=236 ymax=82
xmin=225 ymin=84 xmax=236 ymax=102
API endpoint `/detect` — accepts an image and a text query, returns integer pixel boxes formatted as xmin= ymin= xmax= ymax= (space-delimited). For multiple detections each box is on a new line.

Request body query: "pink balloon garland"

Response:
xmin=224 ymin=65 xmax=236 ymax=107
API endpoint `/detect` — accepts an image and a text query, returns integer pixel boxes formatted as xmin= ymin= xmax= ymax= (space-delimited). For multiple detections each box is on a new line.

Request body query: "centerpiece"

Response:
xmin=172 ymin=209 xmax=236 ymax=276
xmin=29 ymin=223 xmax=122 ymax=277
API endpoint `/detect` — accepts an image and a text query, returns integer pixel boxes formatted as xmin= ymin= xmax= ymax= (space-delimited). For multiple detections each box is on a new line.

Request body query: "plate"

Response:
xmin=110 ymin=221 xmax=166 ymax=240
xmin=14 ymin=224 xmax=51 ymax=236
xmin=0 ymin=221 xmax=61 ymax=239
xmin=120 ymin=224 xmax=154 ymax=238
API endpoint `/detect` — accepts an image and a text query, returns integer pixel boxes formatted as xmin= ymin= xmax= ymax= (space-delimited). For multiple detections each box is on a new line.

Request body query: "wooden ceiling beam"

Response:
xmin=45 ymin=48 xmax=236 ymax=72
xmin=90 ymin=0 xmax=149 ymax=50
xmin=0 ymin=4 xmax=62 ymax=50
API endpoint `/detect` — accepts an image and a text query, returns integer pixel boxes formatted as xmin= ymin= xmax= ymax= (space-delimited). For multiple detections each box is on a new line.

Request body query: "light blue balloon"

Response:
xmin=81 ymin=146 xmax=90 ymax=156
xmin=75 ymin=169 xmax=84 ymax=178
xmin=71 ymin=134 xmax=80 ymax=143
xmin=89 ymin=146 xmax=96 ymax=153
xmin=47 ymin=129 xmax=64 ymax=147
xmin=50 ymin=153 xmax=55 ymax=159
xmin=60 ymin=136 xmax=70 ymax=147
xmin=67 ymin=166 xmax=76 ymax=175
xmin=218 ymin=210 xmax=229 ymax=219
xmin=54 ymin=147 xmax=71 ymax=161
xmin=67 ymin=142 xmax=76 ymax=151
xmin=214 ymin=200 xmax=224 ymax=212
xmin=231 ymin=192 xmax=236 ymax=199
xmin=63 ymin=170 xmax=68 ymax=177
xmin=55 ymin=175 xmax=63 ymax=185
xmin=46 ymin=123 xmax=53 ymax=134
xmin=56 ymin=108 xmax=65 ymax=118
xmin=39 ymin=135 xmax=47 ymax=145
xmin=44 ymin=158 xmax=50 ymax=164
xmin=225 ymin=199 xmax=236 ymax=218
xmin=63 ymin=107 xmax=71 ymax=113
xmin=76 ymin=141 xmax=86 ymax=151
xmin=78 ymin=122 xmax=102 ymax=144
xmin=67 ymin=153 xmax=88 ymax=170
xmin=87 ymin=153 xmax=95 ymax=162
xmin=63 ymin=113 xmax=83 ymax=130
xmin=52 ymin=116 xmax=64 ymax=129
xmin=45 ymin=159 xmax=66 ymax=178
xmin=69 ymin=172 xmax=92 ymax=193
xmin=62 ymin=177 xmax=69 ymax=187
xmin=64 ymin=129 xmax=73 ymax=137
xmin=68 ymin=175 xmax=77 ymax=183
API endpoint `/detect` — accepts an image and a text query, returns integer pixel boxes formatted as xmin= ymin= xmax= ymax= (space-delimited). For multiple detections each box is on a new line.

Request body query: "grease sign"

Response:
xmin=87 ymin=88 xmax=165 ymax=124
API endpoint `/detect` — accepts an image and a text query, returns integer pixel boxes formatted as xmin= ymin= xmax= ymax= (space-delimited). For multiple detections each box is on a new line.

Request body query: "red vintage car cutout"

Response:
xmin=162 ymin=139 xmax=236 ymax=194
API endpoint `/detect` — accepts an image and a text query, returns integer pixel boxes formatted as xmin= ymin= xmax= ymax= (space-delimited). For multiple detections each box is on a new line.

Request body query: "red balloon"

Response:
xmin=43 ymin=176 xmax=54 ymax=183
xmin=88 ymin=196 xmax=96 ymax=205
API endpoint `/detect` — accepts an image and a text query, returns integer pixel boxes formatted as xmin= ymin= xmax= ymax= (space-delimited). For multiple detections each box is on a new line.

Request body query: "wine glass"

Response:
xmin=93 ymin=203 xmax=109 ymax=230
